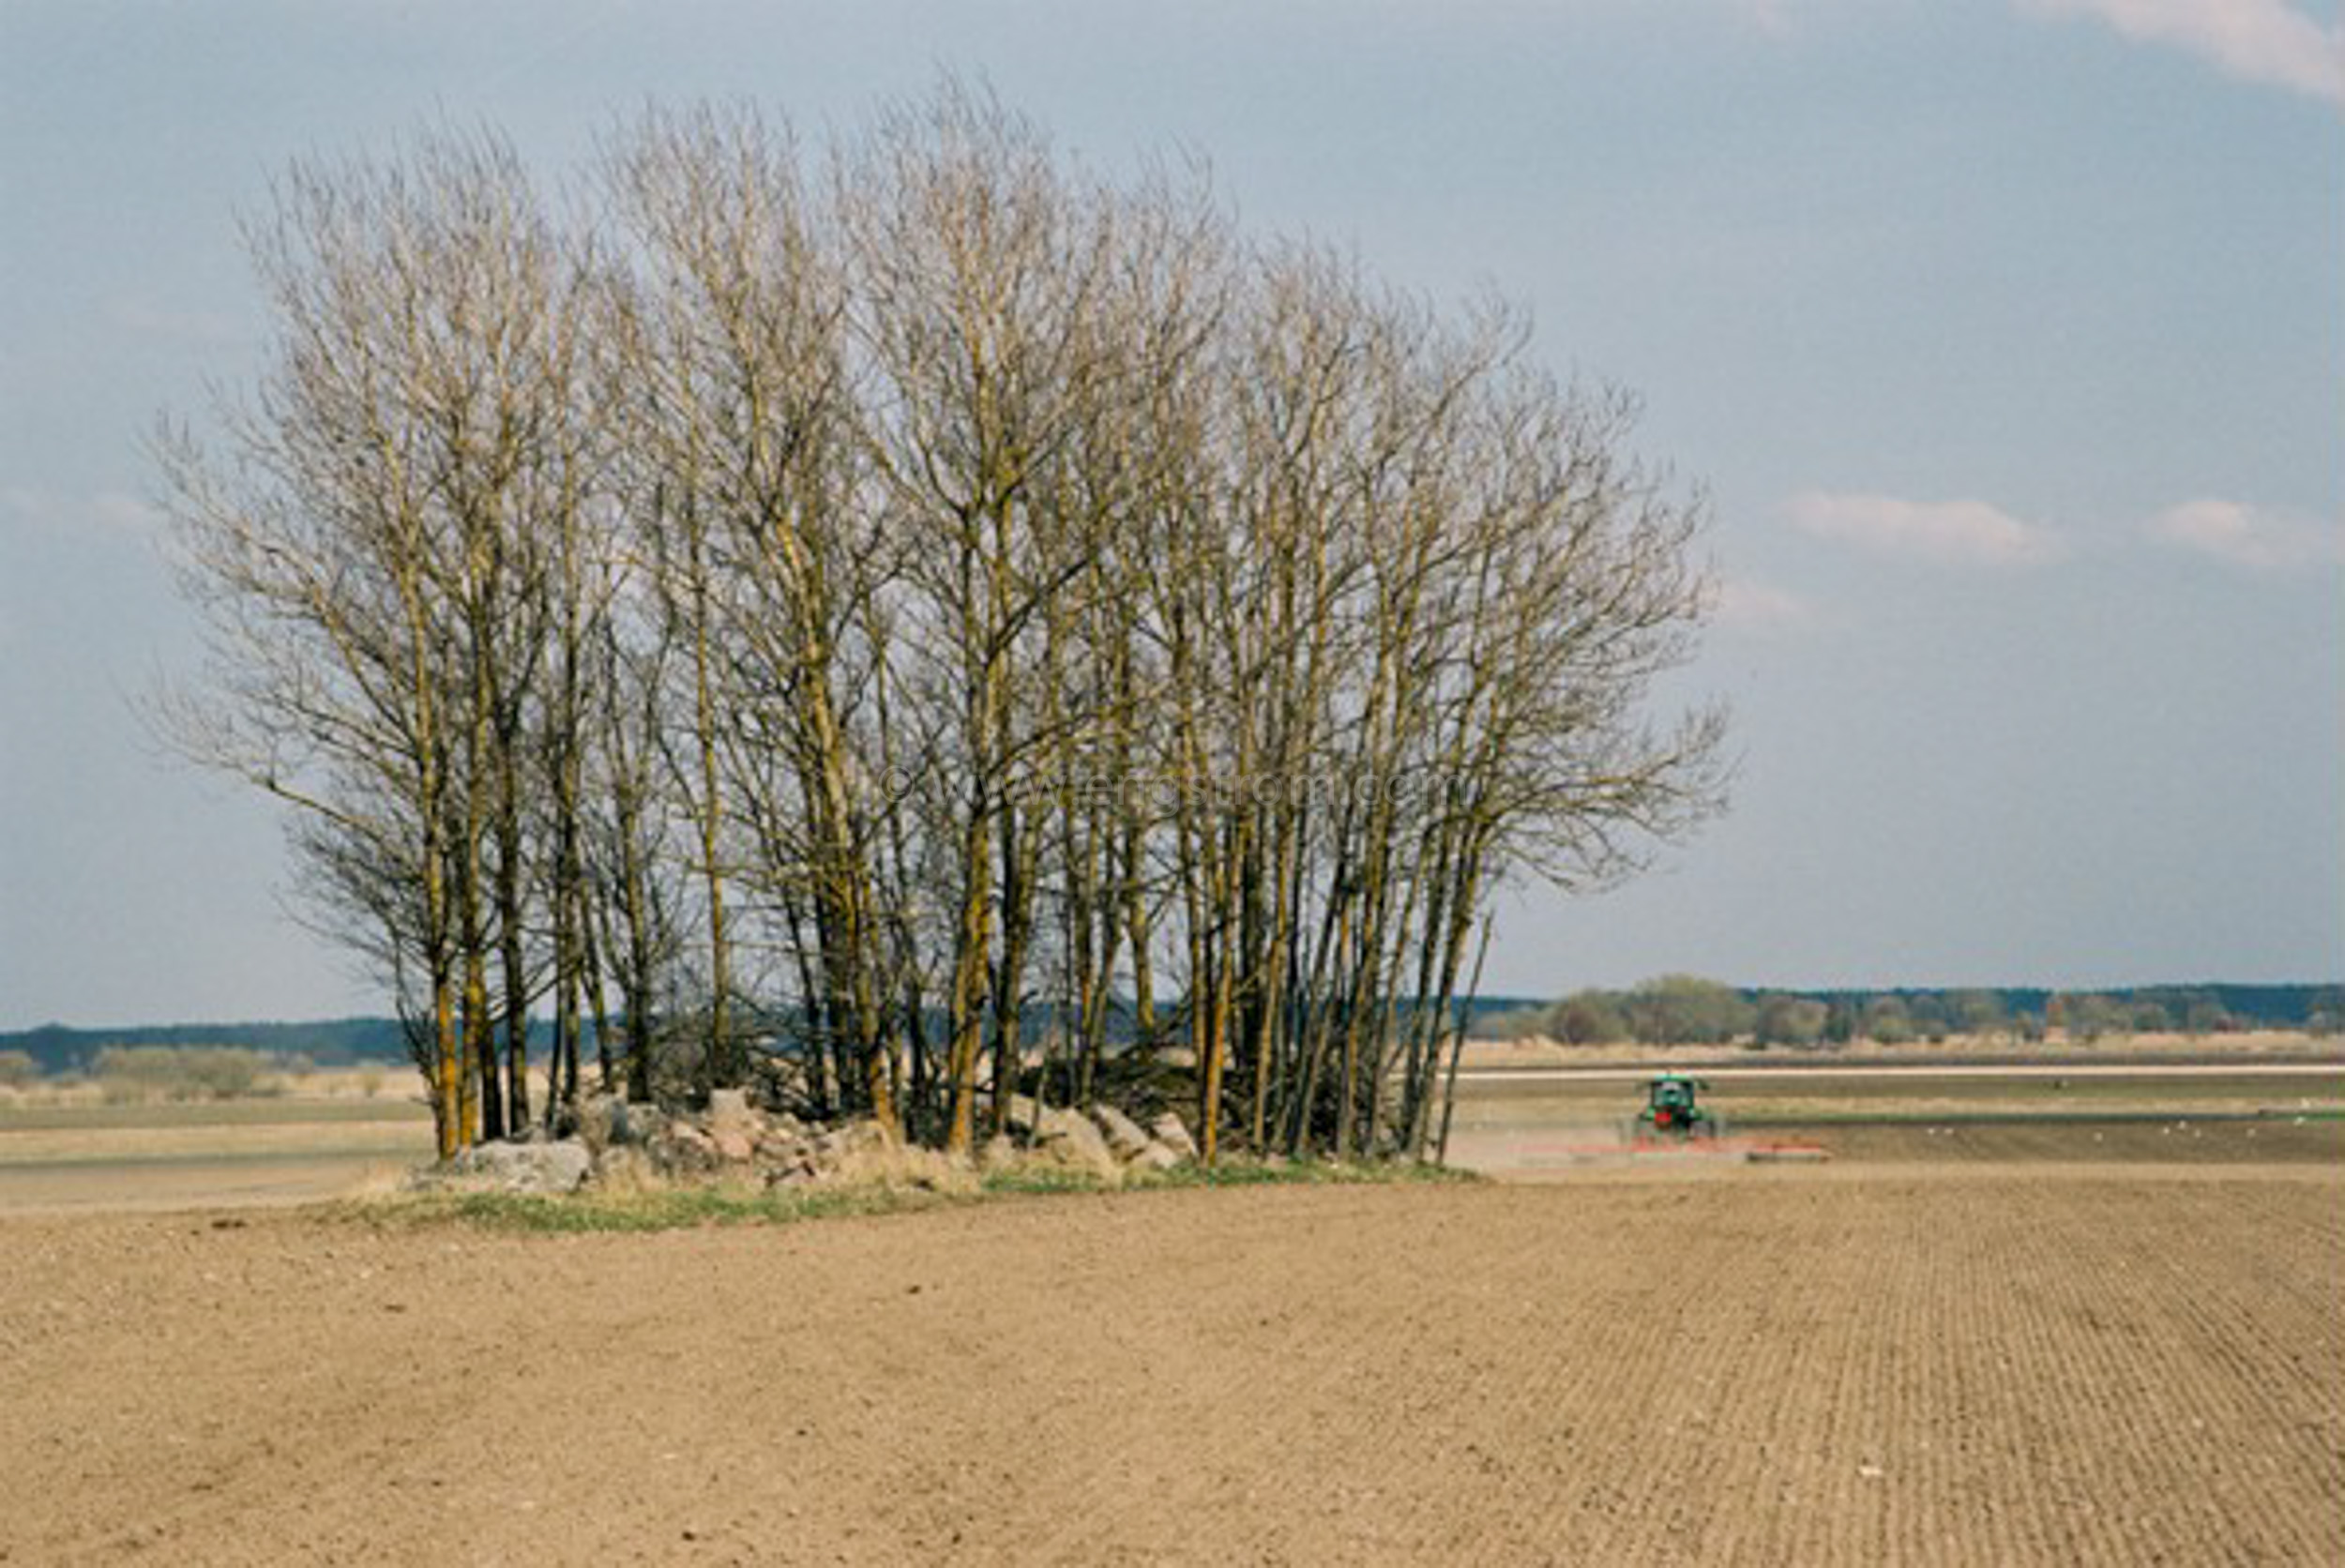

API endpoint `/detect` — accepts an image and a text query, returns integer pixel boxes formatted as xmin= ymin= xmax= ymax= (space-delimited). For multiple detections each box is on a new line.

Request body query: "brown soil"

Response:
xmin=4 ymin=1157 xmax=2340 ymax=1565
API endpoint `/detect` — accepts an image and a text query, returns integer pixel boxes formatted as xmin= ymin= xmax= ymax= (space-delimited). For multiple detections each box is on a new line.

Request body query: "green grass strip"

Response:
xmin=351 ymin=1155 xmax=1478 ymax=1235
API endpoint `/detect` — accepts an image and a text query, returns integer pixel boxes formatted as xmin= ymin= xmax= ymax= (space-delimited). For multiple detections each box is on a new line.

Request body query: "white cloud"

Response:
xmin=2155 ymin=498 xmax=2345 ymax=571
xmin=1709 ymin=576 xmax=1814 ymax=631
xmin=101 ymin=294 xmax=245 ymax=348
xmin=1 ymin=487 xmax=166 ymax=540
xmin=2020 ymin=0 xmax=2345 ymax=109
xmin=1784 ymin=490 xmax=2065 ymax=568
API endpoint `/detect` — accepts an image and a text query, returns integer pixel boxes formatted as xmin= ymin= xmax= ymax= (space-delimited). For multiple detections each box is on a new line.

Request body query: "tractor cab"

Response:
xmin=1638 ymin=1072 xmax=1715 ymax=1138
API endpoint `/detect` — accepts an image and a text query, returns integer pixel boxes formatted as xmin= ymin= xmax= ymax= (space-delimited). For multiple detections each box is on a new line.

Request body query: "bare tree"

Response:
xmin=840 ymin=82 xmax=1125 ymax=1154
xmin=601 ymin=104 xmax=904 ymax=1123
xmin=159 ymin=85 xmax=1726 ymax=1167
xmin=157 ymin=129 xmax=577 ymax=1153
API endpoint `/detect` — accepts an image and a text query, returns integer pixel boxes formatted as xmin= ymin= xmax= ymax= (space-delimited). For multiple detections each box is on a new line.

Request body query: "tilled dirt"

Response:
xmin=4 ymin=1162 xmax=2340 ymax=1566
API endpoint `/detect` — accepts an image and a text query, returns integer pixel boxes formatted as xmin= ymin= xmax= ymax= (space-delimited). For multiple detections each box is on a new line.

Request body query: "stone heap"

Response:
xmin=408 ymin=1088 xmax=1202 ymax=1199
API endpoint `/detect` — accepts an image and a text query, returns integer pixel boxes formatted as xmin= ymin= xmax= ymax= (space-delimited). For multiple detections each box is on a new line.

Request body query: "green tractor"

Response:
xmin=1634 ymin=1072 xmax=1719 ymax=1142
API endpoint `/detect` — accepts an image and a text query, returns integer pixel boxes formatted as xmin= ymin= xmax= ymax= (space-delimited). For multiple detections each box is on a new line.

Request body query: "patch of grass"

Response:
xmin=1135 ymin=1156 xmax=1483 ymax=1190
xmin=355 ymin=1154 xmax=1481 ymax=1234
xmin=364 ymin=1183 xmax=953 ymax=1234
xmin=976 ymin=1165 xmax=1115 ymax=1197
xmin=961 ymin=1155 xmax=1479 ymax=1200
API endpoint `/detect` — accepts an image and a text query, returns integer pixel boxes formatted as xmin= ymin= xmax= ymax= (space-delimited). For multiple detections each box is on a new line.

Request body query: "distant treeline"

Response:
xmin=7 ymin=981 xmax=2337 ymax=1079
xmin=0 ymin=1018 xmax=416 ymax=1078
xmin=1471 ymin=979 xmax=2345 ymax=1048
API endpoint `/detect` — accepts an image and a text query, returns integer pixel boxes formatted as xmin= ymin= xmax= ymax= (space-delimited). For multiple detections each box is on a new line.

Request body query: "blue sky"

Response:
xmin=3 ymin=0 xmax=2338 ymax=1026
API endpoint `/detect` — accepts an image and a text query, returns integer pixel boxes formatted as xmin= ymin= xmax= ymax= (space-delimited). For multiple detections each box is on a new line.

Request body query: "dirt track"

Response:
xmin=5 ymin=1158 xmax=2340 ymax=1565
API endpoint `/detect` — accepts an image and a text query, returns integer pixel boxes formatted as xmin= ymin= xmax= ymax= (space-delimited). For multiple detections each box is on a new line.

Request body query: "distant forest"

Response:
xmin=1 ymin=1018 xmax=418 ymax=1078
xmin=1474 ymin=980 xmax=2345 ymax=1049
xmin=5 ymin=982 xmax=2338 ymax=1078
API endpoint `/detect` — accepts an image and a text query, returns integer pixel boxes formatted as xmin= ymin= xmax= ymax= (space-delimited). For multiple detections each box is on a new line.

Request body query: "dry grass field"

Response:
xmin=2 ymin=1058 xmax=2340 ymax=1564
xmin=0 ymin=1078 xmax=433 ymax=1215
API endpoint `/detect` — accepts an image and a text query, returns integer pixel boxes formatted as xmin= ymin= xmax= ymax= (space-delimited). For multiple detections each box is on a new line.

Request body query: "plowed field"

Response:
xmin=4 ymin=1152 xmax=2340 ymax=1565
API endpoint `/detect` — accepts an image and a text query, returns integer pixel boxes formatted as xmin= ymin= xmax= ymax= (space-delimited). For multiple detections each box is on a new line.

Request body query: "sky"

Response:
xmin=2 ymin=0 xmax=2338 ymax=1028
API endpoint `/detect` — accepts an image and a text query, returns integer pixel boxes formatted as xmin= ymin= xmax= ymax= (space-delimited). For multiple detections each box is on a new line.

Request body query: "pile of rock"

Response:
xmin=407 ymin=1088 xmax=1201 ymax=1199
xmin=990 ymin=1095 xmax=1199 ymax=1182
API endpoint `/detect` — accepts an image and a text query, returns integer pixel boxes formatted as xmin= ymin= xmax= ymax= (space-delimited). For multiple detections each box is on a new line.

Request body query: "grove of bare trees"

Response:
xmin=157 ymin=84 xmax=1724 ymax=1164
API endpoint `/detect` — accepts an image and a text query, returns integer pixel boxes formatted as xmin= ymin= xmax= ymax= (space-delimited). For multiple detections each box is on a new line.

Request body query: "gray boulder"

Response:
xmin=755 ymin=1127 xmax=813 ymax=1168
xmin=651 ymin=1121 xmax=721 ymax=1176
xmin=1148 ymin=1112 xmax=1201 ymax=1162
xmin=706 ymin=1089 xmax=765 ymax=1163
xmin=705 ymin=1087 xmax=756 ymax=1130
xmin=1036 ymin=1107 xmax=1118 ymax=1179
xmin=1089 ymin=1104 xmax=1153 ymax=1162
xmin=420 ymin=1139 xmax=592 ymax=1196
xmin=571 ymin=1093 xmax=630 ymax=1153
xmin=1128 ymin=1140 xmax=1186 ymax=1174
